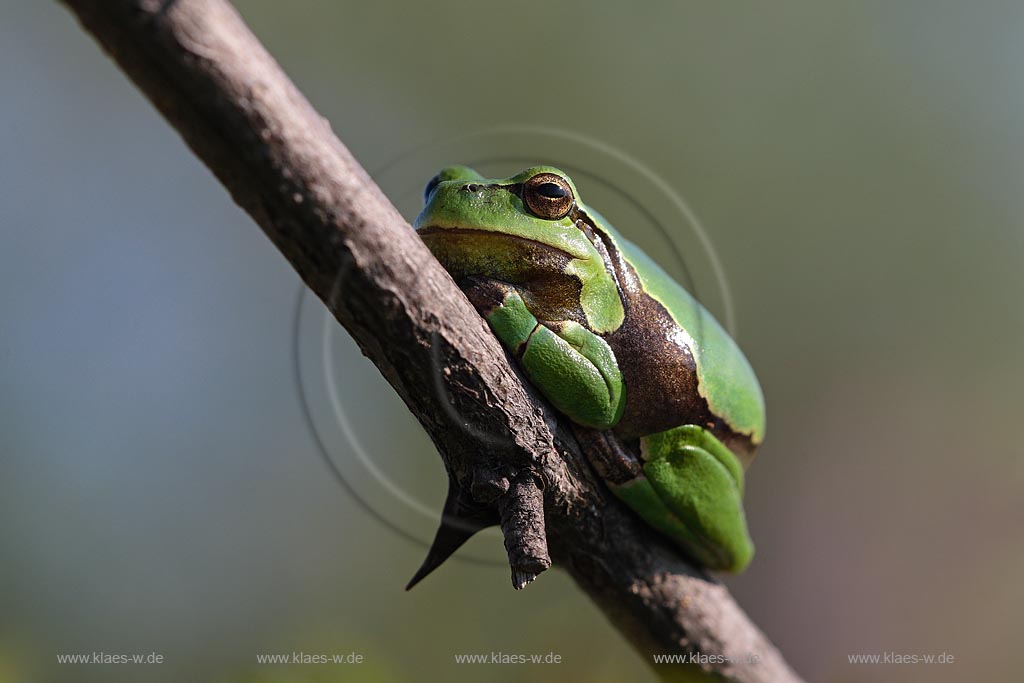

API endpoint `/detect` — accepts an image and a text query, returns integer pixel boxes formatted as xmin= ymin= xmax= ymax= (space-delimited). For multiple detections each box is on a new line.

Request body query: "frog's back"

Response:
xmin=587 ymin=209 xmax=766 ymax=460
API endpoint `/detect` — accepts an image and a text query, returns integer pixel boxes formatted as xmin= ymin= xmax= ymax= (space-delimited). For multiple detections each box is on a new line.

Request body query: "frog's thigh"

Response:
xmin=640 ymin=428 xmax=754 ymax=572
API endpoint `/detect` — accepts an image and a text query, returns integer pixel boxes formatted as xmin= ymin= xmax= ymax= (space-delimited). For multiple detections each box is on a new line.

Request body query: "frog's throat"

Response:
xmin=416 ymin=225 xmax=578 ymax=260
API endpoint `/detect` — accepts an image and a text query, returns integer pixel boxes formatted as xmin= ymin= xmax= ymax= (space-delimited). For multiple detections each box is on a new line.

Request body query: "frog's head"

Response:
xmin=414 ymin=165 xmax=624 ymax=332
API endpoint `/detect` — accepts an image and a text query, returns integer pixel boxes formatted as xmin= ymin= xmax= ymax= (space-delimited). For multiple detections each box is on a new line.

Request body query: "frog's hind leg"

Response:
xmin=572 ymin=426 xmax=743 ymax=570
xmin=631 ymin=425 xmax=754 ymax=572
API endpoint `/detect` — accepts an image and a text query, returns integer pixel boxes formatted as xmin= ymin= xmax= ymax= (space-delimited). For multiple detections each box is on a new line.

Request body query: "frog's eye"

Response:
xmin=423 ymin=174 xmax=442 ymax=204
xmin=523 ymin=173 xmax=574 ymax=220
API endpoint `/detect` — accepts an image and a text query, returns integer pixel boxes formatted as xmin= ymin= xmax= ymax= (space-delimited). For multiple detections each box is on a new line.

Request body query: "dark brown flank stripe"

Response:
xmin=572 ymin=208 xmax=757 ymax=461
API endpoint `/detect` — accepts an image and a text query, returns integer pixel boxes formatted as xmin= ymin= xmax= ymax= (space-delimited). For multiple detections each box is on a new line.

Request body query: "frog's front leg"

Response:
xmin=463 ymin=278 xmax=625 ymax=430
xmin=616 ymin=425 xmax=754 ymax=572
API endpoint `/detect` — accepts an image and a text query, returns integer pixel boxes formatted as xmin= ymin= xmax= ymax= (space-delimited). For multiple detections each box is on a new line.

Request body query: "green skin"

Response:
xmin=414 ymin=166 xmax=766 ymax=572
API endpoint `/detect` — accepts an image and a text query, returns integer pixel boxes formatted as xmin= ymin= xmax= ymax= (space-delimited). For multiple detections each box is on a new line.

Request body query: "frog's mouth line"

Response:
xmin=416 ymin=225 xmax=578 ymax=260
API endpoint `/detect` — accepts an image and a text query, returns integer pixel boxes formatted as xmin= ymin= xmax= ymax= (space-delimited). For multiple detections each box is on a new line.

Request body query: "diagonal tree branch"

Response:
xmin=57 ymin=2 xmax=803 ymax=681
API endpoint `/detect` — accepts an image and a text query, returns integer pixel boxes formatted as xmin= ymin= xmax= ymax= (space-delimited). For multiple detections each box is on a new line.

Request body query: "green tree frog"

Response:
xmin=414 ymin=166 xmax=765 ymax=573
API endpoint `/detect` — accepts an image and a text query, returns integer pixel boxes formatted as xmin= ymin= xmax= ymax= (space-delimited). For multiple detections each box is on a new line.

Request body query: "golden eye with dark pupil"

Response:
xmin=523 ymin=173 xmax=574 ymax=220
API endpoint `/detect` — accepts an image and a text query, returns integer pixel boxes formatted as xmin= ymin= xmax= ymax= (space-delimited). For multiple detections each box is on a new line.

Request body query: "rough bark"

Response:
xmin=57 ymin=2 xmax=804 ymax=681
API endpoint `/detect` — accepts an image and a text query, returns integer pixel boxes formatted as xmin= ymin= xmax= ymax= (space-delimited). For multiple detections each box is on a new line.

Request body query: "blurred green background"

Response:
xmin=2 ymin=2 xmax=1022 ymax=682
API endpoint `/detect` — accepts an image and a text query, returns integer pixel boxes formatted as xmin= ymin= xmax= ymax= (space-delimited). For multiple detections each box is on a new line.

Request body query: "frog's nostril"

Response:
xmin=463 ymin=183 xmax=483 ymax=192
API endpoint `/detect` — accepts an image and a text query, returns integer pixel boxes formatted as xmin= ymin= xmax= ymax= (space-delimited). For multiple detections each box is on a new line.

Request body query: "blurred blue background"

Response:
xmin=1 ymin=2 xmax=1022 ymax=682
